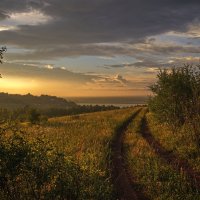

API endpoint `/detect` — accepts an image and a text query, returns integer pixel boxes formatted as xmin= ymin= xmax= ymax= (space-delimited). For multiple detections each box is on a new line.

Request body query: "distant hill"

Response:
xmin=0 ymin=93 xmax=77 ymax=110
xmin=0 ymin=93 xmax=120 ymax=119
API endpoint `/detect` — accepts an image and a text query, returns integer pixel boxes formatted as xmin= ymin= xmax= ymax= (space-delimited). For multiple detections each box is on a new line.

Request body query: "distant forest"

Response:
xmin=0 ymin=93 xmax=119 ymax=123
xmin=0 ymin=92 xmax=76 ymax=110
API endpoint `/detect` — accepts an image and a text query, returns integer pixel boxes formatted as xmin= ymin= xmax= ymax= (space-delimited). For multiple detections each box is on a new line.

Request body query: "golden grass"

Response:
xmin=124 ymin=109 xmax=200 ymax=199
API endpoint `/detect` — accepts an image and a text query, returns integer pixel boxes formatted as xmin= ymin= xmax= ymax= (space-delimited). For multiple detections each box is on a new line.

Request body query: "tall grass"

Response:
xmin=124 ymin=108 xmax=200 ymax=199
xmin=146 ymin=112 xmax=200 ymax=172
xmin=0 ymin=107 xmax=138 ymax=199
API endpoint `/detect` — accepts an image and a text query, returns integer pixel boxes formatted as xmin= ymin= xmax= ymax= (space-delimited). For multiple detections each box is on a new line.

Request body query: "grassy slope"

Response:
xmin=124 ymin=109 xmax=200 ymax=200
xmin=147 ymin=113 xmax=200 ymax=172
xmin=22 ymin=107 xmax=138 ymax=199
xmin=3 ymin=106 xmax=199 ymax=199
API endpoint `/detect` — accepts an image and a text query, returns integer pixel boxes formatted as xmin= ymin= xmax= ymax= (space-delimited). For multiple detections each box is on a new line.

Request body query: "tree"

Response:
xmin=0 ymin=46 xmax=6 ymax=64
xmin=0 ymin=46 xmax=6 ymax=78
xmin=149 ymin=65 xmax=200 ymax=125
xmin=149 ymin=64 xmax=200 ymax=146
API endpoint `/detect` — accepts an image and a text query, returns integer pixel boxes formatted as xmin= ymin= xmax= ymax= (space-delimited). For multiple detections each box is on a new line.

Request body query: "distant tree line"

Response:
xmin=43 ymin=104 xmax=119 ymax=118
xmin=0 ymin=104 xmax=120 ymax=124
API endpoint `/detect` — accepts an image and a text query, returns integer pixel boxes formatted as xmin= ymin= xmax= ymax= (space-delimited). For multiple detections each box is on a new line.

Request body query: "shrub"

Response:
xmin=28 ymin=108 xmax=41 ymax=124
xmin=149 ymin=64 xmax=200 ymax=146
xmin=0 ymin=126 xmax=82 ymax=199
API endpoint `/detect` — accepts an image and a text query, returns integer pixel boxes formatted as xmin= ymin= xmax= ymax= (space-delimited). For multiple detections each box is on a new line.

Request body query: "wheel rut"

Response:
xmin=110 ymin=109 xmax=148 ymax=200
xmin=140 ymin=116 xmax=200 ymax=190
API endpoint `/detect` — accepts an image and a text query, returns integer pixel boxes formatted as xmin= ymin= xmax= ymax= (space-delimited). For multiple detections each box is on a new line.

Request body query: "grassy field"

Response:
xmin=1 ymin=106 xmax=200 ymax=199
xmin=124 ymin=108 xmax=200 ymax=199
xmin=11 ymin=107 xmax=138 ymax=199
xmin=147 ymin=113 xmax=200 ymax=172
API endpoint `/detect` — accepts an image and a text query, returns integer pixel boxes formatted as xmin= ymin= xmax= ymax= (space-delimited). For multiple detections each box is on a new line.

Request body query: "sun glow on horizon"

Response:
xmin=0 ymin=78 xmax=38 ymax=93
xmin=0 ymin=76 xmax=150 ymax=97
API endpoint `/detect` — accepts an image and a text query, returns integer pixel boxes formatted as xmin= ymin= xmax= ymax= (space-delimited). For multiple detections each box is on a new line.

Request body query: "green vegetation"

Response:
xmin=0 ymin=127 xmax=82 ymax=199
xmin=44 ymin=104 xmax=120 ymax=118
xmin=1 ymin=63 xmax=200 ymax=199
xmin=0 ymin=93 xmax=120 ymax=121
xmin=124 ymin=108 xmax=200 ymax=199
xmin=149 ymin=65 xmax=200 ymax=146
xmin=149 ymin=65 xmax=200 ymax=126
xmin=0 ymin=46 xmax=6 ymax=64
xmin=121 ymin=65 xmax=200 ymax=199
xmin=0 ymin=107 xmax=137 ymax=199
xmin=147 ymin=112 xmax=200 ymax=172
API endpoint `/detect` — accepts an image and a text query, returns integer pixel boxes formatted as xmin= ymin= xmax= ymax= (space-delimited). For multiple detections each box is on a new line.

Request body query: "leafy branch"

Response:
xmin=0 ymin=46 xmax=7 ymax=64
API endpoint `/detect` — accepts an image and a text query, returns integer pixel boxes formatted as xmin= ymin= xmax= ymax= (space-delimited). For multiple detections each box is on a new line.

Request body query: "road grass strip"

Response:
xmin=110 ymin=108 xmax=142 ymax=200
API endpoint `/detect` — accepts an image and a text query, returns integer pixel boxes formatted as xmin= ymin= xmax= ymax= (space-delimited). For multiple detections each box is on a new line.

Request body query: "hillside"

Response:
xmin=0 ymin=107 xmax=200 ymax=199
xmin=0 ymin=92 xmax=77 ymax=110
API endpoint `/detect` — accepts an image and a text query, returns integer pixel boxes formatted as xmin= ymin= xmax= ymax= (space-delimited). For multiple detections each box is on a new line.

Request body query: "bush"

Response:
xmin=0 ymin=126 xmax=83 ymax=199
xmin=149 ymin=64 xmax=200 ymax=145
xmin=28 ymin=108 xmax=41 ymax=124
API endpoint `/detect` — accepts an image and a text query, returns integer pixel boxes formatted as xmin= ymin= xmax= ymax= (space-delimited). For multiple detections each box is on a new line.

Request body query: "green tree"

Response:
xmin=149 ymin=64 xmax=200 ymax=146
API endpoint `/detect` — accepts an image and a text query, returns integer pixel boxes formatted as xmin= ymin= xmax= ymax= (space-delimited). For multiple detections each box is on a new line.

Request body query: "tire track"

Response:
xmin=110 ymin=109 xmax=148 ymax=200
xmin=140 ymin=116 xmax=200 ymax=191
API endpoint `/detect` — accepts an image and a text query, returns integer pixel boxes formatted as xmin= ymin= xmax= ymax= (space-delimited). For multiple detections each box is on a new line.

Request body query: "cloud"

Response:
xmin=0 ymin=0 xmax=200 ymax=98
xmin=1 ymin=61 xmax=154 ymax=91
xmin=0 ymin=62 xmax=99 ymax=83
xmin=104 ymin=63 xmax=135 ymax=68
xmin=0 ymin=11 xmax=8 ymax=20
xmin=0 ymin=0 xmax=200 ymax=53
xmin=6 ymin=10 xmax=52 ymax=26
xmin=3 ymin=37 xmax=200 ymax=63
xmin=114 ymin=74 xmax=129 ymax=85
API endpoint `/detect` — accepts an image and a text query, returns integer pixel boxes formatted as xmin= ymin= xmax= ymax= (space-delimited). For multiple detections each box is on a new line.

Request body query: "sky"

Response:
xmin=0 ymin=0 xmax=200 ymax=97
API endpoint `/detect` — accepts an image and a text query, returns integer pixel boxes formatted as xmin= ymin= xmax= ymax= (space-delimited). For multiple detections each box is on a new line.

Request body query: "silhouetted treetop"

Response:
xmin=0 ymin=46 xmax=6 ymax=64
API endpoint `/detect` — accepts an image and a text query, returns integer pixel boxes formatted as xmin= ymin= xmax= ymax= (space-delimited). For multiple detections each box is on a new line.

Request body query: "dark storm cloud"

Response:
xmin=0 ymin=0 xmax=200 ymax=57
xmin=6 ymin=43 xmax=140 ymax=60
xmin=6 ymin=41 xmax=200 ymax=61
xmin=104 ymin=63 xmax=137 ymax=68
xmin=105 ymin=56 xmax=200 ymax=72
xmin=146 ymin=45 xmax=200 ymax=55
xmin=0 ymin=11 xmax=8 ymax=20
xmin=0 ymin=0 xmax=46 ymax=13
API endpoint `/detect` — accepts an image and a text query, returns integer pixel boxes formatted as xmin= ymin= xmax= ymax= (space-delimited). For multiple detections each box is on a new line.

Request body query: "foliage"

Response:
xmin=0 ymin=107 xmax=136 ymax=199
xmin=149 ymin=65 xmax=200 ymax=129
xmin=0 ymin=92 xmax=76 ymax=110
xmin=44 ymin=104 xmax=119 ymax=117
xmin=0 ymin=46 xmax=6 ymax=64
xmin=28 ymin=108 xmax=41 ymax=124
xmin=0 ymin=93 xmax=119 ymax=120
xmin=124 ymin=108 xmax=200 ymax=199
xmin=147 ymin=112 xmax=200 ymax=172
xmin=0 ymin=126 xmax=83 ymax=199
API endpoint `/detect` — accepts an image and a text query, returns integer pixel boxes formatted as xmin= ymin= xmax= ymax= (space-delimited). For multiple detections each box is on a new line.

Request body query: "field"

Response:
xmin=124 ymin=109 xmax=200 ymax=199
xmin=1 ymin=106 xmax=200 ymax=199
xmin=0 ymin=107 xmax=138 ymax=199
xmin=1 ymin=1 xmax=200 ymax=199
